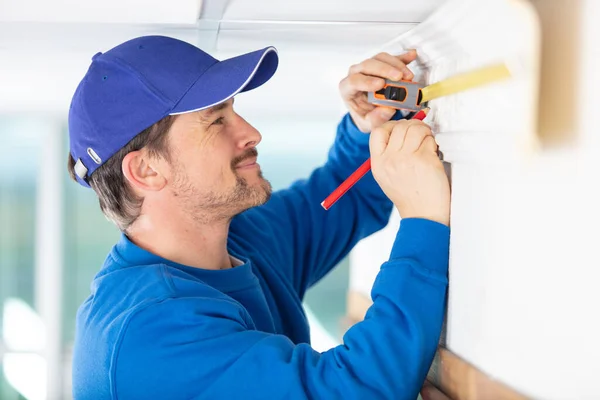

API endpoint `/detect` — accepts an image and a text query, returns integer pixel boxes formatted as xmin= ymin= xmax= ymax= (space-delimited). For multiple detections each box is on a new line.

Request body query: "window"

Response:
xmin=0 ymin=118 xmax=42 ymax=400
xmin=0 ymin=113 xmax=350 ymax=398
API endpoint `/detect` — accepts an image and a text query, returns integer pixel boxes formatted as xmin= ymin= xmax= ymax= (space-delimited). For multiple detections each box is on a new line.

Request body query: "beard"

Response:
xmin=171 ymin=149 xmax=272 ymax=224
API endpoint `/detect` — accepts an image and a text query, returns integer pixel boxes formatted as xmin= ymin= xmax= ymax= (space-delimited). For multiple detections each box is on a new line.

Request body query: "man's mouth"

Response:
xmin=233 ymin=148 xmax=259 ymax=169
xmin=236 ymin=157 xmax=258 ymax=169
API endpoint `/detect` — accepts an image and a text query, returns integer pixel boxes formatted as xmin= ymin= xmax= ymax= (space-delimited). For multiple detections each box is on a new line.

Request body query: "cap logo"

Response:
xmin=87 ymin=148 xmax=102 ymax=164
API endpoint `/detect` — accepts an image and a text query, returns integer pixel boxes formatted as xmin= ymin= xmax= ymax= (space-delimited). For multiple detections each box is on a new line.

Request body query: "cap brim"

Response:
xmin=170 ymin=47 xmax=278 ymax=115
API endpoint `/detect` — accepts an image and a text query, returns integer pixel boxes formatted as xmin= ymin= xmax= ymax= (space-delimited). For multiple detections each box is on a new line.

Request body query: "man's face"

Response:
xmin=164 ymin=98 xmax=272 ymax=223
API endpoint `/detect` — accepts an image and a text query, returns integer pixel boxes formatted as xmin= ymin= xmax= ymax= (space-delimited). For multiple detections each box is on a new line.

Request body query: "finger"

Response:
xmin=356 ymin=100 xmax=376 ymax=114
xmin=349 ymin=58 xmax=404 ymax=81
xmin=373 ymin=52 xmax=414 ymax=81
xmin=386 ymin=120 xmax=426 ymax=152
xmin=365 ymin=106 xmax=396 ymax=129
xmin=339 ymin=73 xmax=386 ymax=97
xmin=418 ymin=134 xmax=439 ymax=156
xmin=348 ymin=94 xmax=377 ymax=119
xmin=397 ymin=49 xmax=418 ymax=65
xmin=400 ymin=123 xmax=433 ymax=153
xmin=369 ymin=120 xmax=399 ymax=157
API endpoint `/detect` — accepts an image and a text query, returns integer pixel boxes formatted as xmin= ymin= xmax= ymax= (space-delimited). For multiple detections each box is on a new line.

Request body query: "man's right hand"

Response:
xmin=369 ymin=119 xmax=450 ymax=226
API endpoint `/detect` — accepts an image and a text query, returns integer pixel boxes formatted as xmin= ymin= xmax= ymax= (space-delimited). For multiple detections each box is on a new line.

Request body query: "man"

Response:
xmin=68 ymin=35 xmax=451 ymax=399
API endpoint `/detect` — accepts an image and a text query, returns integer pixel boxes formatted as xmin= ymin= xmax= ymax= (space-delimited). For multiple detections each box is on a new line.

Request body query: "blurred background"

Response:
xmin=0 ymin=0 xmax=444 ymax=398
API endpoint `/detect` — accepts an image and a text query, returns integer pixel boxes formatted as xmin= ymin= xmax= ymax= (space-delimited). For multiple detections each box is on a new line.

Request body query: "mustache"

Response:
xmin=231 ymin=148 xmax=258 ymax=168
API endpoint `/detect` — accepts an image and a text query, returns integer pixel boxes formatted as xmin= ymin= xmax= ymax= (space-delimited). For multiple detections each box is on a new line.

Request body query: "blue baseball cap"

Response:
xmin=68 ymin=35 xmax=279 ymax=187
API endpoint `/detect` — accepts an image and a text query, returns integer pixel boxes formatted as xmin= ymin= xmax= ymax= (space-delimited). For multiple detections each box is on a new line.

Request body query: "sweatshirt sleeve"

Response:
xmin=231 ymin=111 xmax=408 ymax=298
xmin=114 ymin=218 xmax=450 ymax=400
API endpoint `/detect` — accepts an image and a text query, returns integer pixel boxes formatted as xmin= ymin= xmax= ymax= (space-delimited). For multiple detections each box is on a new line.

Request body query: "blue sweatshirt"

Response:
xmin=72 ymin=112 xmax=450 ymax=400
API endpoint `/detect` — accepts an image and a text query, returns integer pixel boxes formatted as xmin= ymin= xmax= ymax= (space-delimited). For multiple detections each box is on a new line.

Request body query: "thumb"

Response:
xmin=366 ymin=107 xmax=396 ymax=129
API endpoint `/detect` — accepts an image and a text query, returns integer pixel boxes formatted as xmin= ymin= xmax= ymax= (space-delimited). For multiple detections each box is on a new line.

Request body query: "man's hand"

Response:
xmin=339 ymin=50 xmax=418 ymax=133
xmin=370 ymin=119 xmax=450 ymax=226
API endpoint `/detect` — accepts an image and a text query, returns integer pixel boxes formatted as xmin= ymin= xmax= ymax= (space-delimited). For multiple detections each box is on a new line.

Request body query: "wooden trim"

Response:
xmin=426 ymin=348 xmax=530 ymax=400
xmin=346 ymin=289 xmax=372 ymax=322
xmin=344 ymin=290 xmax=530 ymax=400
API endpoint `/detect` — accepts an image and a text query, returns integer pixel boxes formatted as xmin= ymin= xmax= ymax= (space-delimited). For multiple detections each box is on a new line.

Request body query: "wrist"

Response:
xmin=348 ymin=110 xmax=369 ymax=133
xmin=394 ymin=206 xmax=449 ymax=227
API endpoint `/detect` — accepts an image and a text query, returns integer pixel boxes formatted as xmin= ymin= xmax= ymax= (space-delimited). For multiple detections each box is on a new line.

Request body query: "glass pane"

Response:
xmin=0 ymin=118 xmax=40 ymax=399
xmin=259 ymin=147 xmax=349 ymax=343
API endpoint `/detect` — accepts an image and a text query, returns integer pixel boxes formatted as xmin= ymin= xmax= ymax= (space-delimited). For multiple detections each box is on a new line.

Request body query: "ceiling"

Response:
xmin=0 ymin=0 xmax=445 ymax=118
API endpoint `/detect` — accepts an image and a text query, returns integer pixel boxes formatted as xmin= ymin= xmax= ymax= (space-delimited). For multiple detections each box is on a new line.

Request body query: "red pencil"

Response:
xmin=321 ymin=107 xmax=430 ymax=210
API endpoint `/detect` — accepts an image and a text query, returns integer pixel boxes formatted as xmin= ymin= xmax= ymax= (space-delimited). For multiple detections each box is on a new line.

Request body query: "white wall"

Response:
xmin=350 ymin=0 xmax=600 ymax=399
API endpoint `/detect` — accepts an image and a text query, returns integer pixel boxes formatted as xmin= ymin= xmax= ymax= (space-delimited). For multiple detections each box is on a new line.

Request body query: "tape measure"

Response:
xmin=368 ymin=63 xmax=511 ymax=111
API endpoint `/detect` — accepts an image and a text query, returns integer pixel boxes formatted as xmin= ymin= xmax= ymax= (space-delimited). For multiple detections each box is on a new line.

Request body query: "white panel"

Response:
xmin=349 ymin=0 xmax=600 ymax=398
xmin=349 ymin=211 xmax=400 ymax=299
xmin=0 ymin=0 xmax=202 ymax=24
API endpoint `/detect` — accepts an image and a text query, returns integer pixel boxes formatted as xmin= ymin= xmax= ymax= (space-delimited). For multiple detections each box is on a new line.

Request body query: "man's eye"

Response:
xmin=212 ymin=117 xmax=224 ymax=125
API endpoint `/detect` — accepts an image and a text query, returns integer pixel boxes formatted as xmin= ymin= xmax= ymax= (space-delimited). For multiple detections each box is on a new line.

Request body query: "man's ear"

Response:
xmin=122 ymin=150 xmax=167 ymax=191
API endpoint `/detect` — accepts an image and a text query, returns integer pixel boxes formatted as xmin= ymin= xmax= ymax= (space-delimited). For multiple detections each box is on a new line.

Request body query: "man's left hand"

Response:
xmin=339 ymin=50 xmax=418 ymax=133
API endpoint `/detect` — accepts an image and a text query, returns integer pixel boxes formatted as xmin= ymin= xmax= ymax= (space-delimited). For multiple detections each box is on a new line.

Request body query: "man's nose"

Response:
xmin=234 ymin=114 xmax=262 ymax=149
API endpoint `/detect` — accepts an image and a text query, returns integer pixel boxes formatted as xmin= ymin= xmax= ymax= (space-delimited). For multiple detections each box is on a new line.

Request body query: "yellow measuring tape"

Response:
xmin=420 ymin=63 xmax=512 ymax=103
